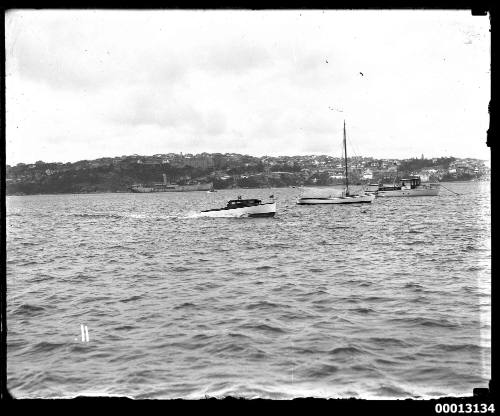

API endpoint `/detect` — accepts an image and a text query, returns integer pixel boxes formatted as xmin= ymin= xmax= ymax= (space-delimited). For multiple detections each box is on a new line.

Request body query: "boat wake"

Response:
xmin=71 ymin=212 xmax=180 ymax=220
xmin=186 ymin=211 xmax=249 ymax=219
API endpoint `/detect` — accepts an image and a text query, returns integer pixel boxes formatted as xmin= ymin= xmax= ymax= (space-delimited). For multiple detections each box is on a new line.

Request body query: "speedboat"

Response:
xmin=199 ymin=197 xmax=276 ymax=218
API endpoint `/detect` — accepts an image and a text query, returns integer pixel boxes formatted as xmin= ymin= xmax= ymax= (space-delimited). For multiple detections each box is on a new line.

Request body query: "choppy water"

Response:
xmin=6 ymin=181 xmax=491 ymax=399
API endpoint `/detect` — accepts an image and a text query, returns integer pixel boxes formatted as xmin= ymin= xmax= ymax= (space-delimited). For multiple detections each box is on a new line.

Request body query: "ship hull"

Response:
xmin=130 ymin=183 xmax=213 ymax=193
xmin=199 ymin=202 xmax=276 ymax=218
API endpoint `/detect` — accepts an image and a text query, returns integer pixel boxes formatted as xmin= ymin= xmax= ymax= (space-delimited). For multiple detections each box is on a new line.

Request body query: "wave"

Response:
xmin=72 ymin=213 xmax=123 ymax=219
xmin=226 ymin=332 xmax=251 ymax=340
xmin=301 ymin=363 xmax=340 ymax=378
xmin=241 ymin=323 xmax=287 ymax=334
xmin=120 ymin=295 xmax=143 ymax=303
xmin=351 ymin=307 xmax=375 ymax=314
xmin=434 ymin=343 xmax=483 ymax=353
xmin=12 ymin=303 xmax=48 ymax=317
xmin=304 ymin=289 xmax=329 ymax=297
xmin=363 ymin=296 xmax=393 ymax=302
xmin=28 ymin=275 xmax=55 ymax=283
xmin=72 ymin=212 xmax=177 ymax=221
xmin=374 ymin=358 xmax=400 ymax=366
xmin=18 ymin=261 xmax=39 ymax=267
xmin=328 ymin=346 xmax=365 ymax=356
xmin=29 ymin=341 xmax=67 ymax=354
xmin=113 ymin=324 xmax=137 ymax=331
xmin=404 ymin=282 xmax=422 ymax=288
xmin=404 ymin=282 xmax=424 ymax=289
xmin=171 ymin=266 xmax=192 ymax=272
xmin=212 ymin=343 xmax=247 ymax=354
xmin=69 ymin=344 xmax=93 ymax=353
xmin=366 ymin=337 xmax=412 ymax=347
xmin=279 ymin=309 xmax=317 ymax=321
xmin=245 ymin=301 xmax=284 ymax=310
xmin=290 ymin=346 xmax=323 ymax=355
xmin=255 ymin=265 xmax=273 ymax=270
xmin=465 ymin=245 xmax=478 ymax=251
xmin=374 ymin=384 xmax=413 ymax=398
xmin=173 ymin=302 xmax=198 ymax=310
xmin=389 ymin=316 xmax=460 ymax=329
xmin=195 ymin=282 xmax=222 ymax=290
xmin=107 ymin=244 xmax=135 ymax=250
xmin=410 ymin=295 xmax=429 ymax=303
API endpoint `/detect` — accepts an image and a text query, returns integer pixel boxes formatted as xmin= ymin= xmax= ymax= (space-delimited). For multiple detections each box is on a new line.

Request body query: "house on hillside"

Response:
xmin=362 ymin=169 xmax=373 ymax=180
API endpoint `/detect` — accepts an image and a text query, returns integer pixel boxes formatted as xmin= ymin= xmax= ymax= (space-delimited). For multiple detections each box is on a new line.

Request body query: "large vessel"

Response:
xmin=297 ymin=121 xmax=375 ymax=205
xmin=199 ymin=197 xmax=276 ymax=218
xmin=374 ymin=176 xmax=440 ymax=197
xmin=129 ymin=174 xmax=213 ymax=193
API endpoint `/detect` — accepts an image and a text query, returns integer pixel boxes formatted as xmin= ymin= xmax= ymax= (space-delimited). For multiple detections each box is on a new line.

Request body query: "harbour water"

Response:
xmin=6 ymin=181 xmax=491 ymax=399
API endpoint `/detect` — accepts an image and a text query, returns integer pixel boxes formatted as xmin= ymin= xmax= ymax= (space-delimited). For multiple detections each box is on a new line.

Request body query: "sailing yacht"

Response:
xmin=296 ymin=121 xmax=375 ymax=205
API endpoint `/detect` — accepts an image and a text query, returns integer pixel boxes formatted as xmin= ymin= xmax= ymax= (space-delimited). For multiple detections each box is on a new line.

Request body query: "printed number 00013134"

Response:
xmin=435 ymin=403 xmax=495 ymax=414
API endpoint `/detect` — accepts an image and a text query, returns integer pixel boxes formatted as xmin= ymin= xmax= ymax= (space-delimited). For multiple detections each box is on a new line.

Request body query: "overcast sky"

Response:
xmin=5 ymin=9 xmax=490 ymax=165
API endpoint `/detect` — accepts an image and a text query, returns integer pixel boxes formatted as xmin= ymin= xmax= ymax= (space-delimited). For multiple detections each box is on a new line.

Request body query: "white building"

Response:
xmin=362 ymin=169 xmax=373 ymax=180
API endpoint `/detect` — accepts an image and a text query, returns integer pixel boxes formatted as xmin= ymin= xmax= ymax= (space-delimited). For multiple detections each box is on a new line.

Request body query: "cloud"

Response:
xmin=8 ymin=13 xmax=112 ymax=89
xmin=204 ymin=112 xmax=227 ymax=135
xmin=104 ymin=84 xmax=228 ymax=144
xmin=5 ymin=10 xmax=491 ymax=164
xmin=6 ymin=11 xmax=276 ymax=93
xmin=200 ymin=41 xmax=272 ymax=74
xmin=7 ymin=11 xmax=191 ymax=92
xmin=109 ymin=93 xmax=202 ymax=129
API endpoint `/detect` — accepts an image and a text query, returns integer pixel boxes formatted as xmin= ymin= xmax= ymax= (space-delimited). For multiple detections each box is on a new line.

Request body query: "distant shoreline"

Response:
xmin=5 ymin=179 xmax=490 ymax=197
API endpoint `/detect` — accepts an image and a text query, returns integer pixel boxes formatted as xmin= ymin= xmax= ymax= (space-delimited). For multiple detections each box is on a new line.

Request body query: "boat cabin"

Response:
xmin=375 ymin=176 xmax=423 ymax=191
xmin=400 ymin=177 xmax=421 ymax=189
xmin=226 ymin=199 xmax=262 ymax=208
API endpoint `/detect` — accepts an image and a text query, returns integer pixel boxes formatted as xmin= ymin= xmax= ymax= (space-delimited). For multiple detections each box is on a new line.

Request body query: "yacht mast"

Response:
xmin=343 ymin=120 xmax=349 ymax=195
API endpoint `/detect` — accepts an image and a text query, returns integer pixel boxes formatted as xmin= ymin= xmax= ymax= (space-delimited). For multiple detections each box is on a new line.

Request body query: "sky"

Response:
xmin=5 ymin=9 xmax=491 ymax=165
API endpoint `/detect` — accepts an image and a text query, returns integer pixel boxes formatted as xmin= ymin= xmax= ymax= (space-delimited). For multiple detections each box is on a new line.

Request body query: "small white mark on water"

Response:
xmin=81 ymin=324 xmax=89 ymax=342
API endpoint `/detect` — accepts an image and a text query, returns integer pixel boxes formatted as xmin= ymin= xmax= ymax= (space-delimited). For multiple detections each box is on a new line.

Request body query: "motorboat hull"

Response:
xmin=296 ymin=194 xmax=375 ymax=204
xmin=377 ymin=188 xmax=440 ymax=197
xmin=199 ymin=202 xmax=276 ymax=218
